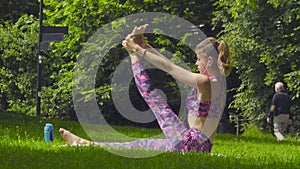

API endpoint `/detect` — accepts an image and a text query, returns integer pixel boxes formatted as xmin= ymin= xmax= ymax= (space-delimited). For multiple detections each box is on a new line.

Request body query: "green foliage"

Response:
xmin=0 ymin=0 xmax=219 ymax=124
xmin=1 ymin=0 xmax=299 ymax=138
xmin=36 ymin=0 xmax=216 ymax=122
xmin=213 ymin=0 xmax=300 ymax=131
xmin=0 ymin=15 xmax=39 ymax=114
xmin=285 ymin=70 xmax=300 ymax=99
xmin=0 ymin=0 xmax=39 ymax=23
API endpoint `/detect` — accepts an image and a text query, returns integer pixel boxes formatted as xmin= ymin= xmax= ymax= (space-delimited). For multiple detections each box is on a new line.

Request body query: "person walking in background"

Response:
xmin=267 ymin=82 xmax=293 ymax=141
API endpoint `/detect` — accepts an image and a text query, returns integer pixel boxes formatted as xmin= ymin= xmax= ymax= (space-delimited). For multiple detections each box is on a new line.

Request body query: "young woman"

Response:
xmin=59 ymin=24 xmax=231 ymax=153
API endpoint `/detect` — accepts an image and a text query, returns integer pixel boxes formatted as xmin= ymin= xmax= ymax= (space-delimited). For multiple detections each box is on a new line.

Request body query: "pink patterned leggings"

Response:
xmin=92 ymin=61 xmax=212 ymax=153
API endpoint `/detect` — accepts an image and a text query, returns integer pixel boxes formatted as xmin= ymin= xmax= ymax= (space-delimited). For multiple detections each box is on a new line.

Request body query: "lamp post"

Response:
xmin=36 ymin=0 xmax=68 ymax=116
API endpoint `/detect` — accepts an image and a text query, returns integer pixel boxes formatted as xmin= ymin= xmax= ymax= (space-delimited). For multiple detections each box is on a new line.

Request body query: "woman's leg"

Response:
xmin=131 ymin=61 xmax=212 ymax=153
xmin=60 ymin=128 xmax=173 ymax=151
xmin=131 ymin=61 xmax=187 ymax=141
xmin=59 ymin=128 xmax=91 ymax=146
xmin=61 ymin=60 xmax=189 ymax=151
xmin=92 ymin=61 xmax=187 ymax=151
xmin=92 ymin=138 xmax=173 ymax=151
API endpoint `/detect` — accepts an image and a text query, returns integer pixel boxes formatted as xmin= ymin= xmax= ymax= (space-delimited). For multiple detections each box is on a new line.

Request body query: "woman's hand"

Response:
xmin=122 ymin=24 xmax=149 ymax=55
xmin=122 ymin=34 xmax=142 ymax=54
xmin=122 ymin=33 xmax=145 ymax=63
xmin=131 ymin=24 xmax=148 ymax=35
xmin=131 ymin=24 xmax=149 ymax=49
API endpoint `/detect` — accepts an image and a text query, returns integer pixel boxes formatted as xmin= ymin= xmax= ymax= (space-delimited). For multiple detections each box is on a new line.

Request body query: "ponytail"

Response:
xmin=196 ymin=37 xmax=231 ymax=76
xmin=217 ymin=40 xmax=231 ymax=76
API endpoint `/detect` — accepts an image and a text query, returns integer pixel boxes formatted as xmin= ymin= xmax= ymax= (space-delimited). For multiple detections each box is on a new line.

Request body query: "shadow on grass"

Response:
xmin=1 ymin=111 xmax=299 ymax=169
xmin=1 ymin=141 xmax=299 ymax=169
xmin=216 ymin=132 xmax=300 ymax=146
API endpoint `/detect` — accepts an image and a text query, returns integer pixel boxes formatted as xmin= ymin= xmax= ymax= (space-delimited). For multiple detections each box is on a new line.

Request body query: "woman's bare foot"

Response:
xmin=59 ymin=128 xmax=91 ymax=146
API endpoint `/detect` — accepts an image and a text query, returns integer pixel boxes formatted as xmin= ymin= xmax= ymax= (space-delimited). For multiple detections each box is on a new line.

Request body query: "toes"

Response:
xmin=59 ymin=128 xmax=67 ymax=135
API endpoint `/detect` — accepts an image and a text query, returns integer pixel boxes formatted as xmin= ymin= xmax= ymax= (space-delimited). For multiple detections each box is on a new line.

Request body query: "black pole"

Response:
xmin=37 ymin=0 xmax=43 ymax=116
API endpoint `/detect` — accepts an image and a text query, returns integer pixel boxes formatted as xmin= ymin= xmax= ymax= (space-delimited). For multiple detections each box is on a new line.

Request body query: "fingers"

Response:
xmin=140 ymin=24 xmax=149 ymax=30
xmin=122 ymin=39 xmax=134 ymax=53
xmin=132 ymin=24 xmax=149 ymax=35
xmin=125 ymin=33 xmax=135 ymax=41
xmin=123 ymin=24 xmax=149 ymax=52
xmin=131 ymin=26 xmax=138 ymax=34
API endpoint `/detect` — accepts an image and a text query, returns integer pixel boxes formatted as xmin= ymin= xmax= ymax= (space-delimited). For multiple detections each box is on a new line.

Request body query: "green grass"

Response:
xmin=1 ymin=111 xmax=299 ymax=169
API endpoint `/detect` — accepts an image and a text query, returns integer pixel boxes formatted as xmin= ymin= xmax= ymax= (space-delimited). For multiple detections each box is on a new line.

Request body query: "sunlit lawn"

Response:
xmin=0 ymin=111 xmax=299 ymax=169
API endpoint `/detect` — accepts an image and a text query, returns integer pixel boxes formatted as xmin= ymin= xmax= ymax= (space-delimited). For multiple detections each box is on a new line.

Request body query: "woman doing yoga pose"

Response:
xmin=59 ymin=24 xmax=231 ymax=153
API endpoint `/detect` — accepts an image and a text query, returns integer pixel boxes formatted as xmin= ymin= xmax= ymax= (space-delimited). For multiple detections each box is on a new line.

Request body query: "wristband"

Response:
xmin=142 ymin=49 xmax=148 ymax=58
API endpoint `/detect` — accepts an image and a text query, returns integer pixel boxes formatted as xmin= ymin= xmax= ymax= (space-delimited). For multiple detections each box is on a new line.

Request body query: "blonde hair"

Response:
xmin=196 ymin=37 xmax=231 ymax=76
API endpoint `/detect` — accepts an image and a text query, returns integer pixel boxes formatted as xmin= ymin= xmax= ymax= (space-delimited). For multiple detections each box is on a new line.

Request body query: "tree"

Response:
xmin=0 ymin=0 xmax=223 ymax=127
xmin=213 ymin=0 xmax=300 ymax=131
xmin=0 ymin=15 xmax=39 ymax=113
xmin=0 ymin=0 xmax=39 ymax=23
xmin=39 ymin=0 xmax=218 ymax=124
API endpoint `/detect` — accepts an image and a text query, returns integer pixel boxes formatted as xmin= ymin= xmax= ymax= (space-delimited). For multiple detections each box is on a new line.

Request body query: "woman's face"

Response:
xmin=195 ymin=54 xmax=208 ymax=74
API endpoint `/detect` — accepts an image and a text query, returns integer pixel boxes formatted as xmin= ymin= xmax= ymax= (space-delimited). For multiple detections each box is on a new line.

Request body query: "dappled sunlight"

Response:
xmin=1 ymin=111 xmax=300 ymax=168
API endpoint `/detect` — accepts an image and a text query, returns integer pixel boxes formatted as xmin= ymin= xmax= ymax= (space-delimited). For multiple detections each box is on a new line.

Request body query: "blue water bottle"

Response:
xmin=44 ymin=123 xmax=54 ymax=142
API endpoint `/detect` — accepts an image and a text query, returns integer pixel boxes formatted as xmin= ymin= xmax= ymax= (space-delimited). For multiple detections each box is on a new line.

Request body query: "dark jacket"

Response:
xmin=268 ymin=91 xmax=293 ymax=119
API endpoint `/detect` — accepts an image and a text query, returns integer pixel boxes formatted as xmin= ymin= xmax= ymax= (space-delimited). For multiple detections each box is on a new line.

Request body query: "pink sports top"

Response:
xmin=185 ymin=77 xmax=224 ymax=119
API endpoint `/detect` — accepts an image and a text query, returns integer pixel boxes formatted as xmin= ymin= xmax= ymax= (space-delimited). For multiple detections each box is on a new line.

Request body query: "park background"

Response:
xmin=0 ymin=0 xmax=300 ymax=168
